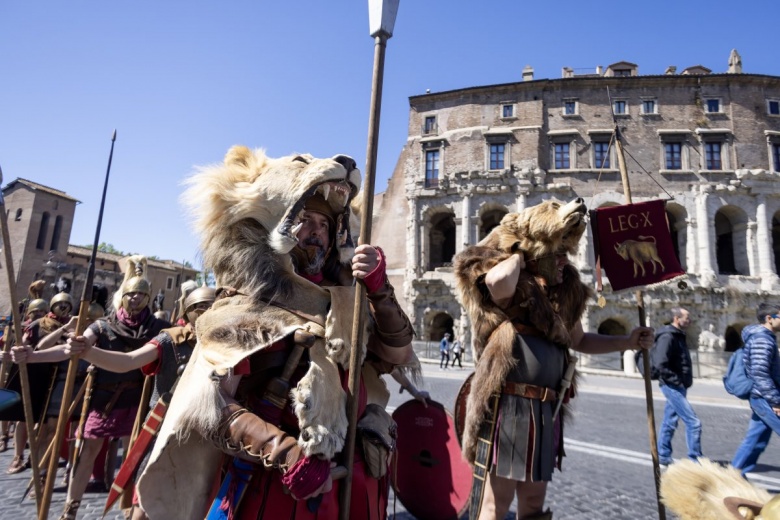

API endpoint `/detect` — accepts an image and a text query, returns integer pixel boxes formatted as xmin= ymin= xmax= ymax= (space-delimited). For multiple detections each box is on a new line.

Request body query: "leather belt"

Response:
xmin=502 ymin=381 xmax=558 ymax=403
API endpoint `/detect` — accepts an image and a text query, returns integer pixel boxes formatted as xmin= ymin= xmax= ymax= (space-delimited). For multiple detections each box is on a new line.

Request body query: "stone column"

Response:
xmin=756 ymin=196 xmax=779 ymax=289
xmin=696 ymin=188 xmax=717 ymax=286
xmin=462 ymin=194 xmax=471 ymax=248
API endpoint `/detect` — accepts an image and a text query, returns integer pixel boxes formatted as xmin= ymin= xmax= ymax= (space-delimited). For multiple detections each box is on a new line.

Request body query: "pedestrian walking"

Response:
xmin=655 ymin=307 xmax=703 ymax=465
xmin=451 ymin=336 xmax=464 ymax=369
xmin=440 ymin=333 xmax=452 ymax=369
xmin=731 ymin=302 xmax=780 ymax=476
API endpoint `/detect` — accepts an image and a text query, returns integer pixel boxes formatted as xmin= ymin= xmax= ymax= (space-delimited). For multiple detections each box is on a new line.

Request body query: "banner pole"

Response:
xmin=612 ymin=108 xmax=666 ymax=520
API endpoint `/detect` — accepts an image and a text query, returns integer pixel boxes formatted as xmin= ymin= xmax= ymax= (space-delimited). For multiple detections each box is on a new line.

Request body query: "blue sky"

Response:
xmin=1 ymin=0 xmax=778 ymax=268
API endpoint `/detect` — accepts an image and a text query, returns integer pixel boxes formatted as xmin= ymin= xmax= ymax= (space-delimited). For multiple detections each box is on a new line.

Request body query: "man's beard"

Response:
xmin=300 ymin=237 xmax=327 ymax=275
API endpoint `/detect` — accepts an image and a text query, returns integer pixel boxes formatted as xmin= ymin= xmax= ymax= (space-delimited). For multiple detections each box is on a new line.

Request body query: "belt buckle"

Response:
xmin=516 ymin=383 xmax=526 ymax=396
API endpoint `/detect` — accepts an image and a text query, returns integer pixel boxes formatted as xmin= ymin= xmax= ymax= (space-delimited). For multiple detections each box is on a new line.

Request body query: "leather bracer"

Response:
xmin=212 ymin=403 xmax=303 ymax=472
xmin=366 ymin=276 xmax=415 ymax=348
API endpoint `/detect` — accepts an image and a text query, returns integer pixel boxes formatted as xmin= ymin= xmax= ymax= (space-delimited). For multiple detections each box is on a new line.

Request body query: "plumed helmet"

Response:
xmin=113 ymin=255 xmax=152 ymax=311
xmin=183 ymin=287 xmax=216 ymax=313
xmin=50 ymin=292 xmax=74 ymax=311
xmin=26 ymin=299 xmax=49 ymax=316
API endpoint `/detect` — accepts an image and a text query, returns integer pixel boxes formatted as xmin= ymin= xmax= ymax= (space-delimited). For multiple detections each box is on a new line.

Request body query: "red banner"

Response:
xmin=590 ymin=200 xmax=685 ymax=292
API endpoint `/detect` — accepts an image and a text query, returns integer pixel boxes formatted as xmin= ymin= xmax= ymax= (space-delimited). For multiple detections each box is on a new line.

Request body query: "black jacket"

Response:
xmin=653 ymin=324 xmax=693 ymax=388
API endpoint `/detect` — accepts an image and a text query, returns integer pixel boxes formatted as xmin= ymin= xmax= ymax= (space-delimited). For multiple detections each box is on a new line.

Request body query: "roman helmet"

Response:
xmin=50 ymin=292 xmax=75 ymax=316
xmin=113 ymin=255 xmax=152 ymax=314
xmin=173 ymin=279 xmax=199 ymax=322
xmin=183 ymin=286 xmax=216 ymax=325
xmin=26 ymin=299 xmax=49 ymax=320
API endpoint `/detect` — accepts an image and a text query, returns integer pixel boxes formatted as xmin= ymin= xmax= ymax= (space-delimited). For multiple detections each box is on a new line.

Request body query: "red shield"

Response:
xmin=392 ymin=399 xmax=472 ymax=520
xmin=453 ymin=372 xmax=473 ymax=446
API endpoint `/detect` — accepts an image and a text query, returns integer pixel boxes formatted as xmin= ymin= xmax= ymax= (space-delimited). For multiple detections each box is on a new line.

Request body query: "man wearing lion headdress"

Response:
xmin=137 ymin=147 xmax=416 ymax=520
xmin=454 ymin=198 xmax=653 ymax=520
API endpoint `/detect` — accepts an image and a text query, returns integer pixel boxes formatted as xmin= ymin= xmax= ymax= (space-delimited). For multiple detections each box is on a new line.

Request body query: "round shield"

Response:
xmin=392 ymin=399 xmax=472 ymax=520
xmin=453 ymin=372 xmax=474 ymax=446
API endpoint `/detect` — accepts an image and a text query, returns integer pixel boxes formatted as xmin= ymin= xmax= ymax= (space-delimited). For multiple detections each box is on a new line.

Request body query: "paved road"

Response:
xmin=0 ymin=362 xmax=775 ymax=519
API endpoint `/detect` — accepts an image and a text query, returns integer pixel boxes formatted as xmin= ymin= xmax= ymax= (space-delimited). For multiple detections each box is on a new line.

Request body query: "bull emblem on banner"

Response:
xmin=614 ymin=236 xmax=666 ymax=278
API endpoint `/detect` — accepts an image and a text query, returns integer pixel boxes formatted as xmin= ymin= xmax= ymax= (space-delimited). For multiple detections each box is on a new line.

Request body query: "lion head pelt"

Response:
xmin=454 ymin=197 xmax=592 ymax=464
xmin=183 ymin=146 xmax=361 ymax=300
xmin=179 ymin=147 xmax=366 ymax=459
xmin=661 ymin=458 xmax=778 ymax=520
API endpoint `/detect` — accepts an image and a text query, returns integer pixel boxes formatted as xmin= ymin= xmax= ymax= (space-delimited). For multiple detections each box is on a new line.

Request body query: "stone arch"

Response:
xmin=772 ymin=209 xmax=780 ymax=275
xmin=666 ymin=203 xmax=688 ymax=270
xmin=724 ymin=323 xmax=747 ymax=352
xmin=714 ymin=205 xmax=749 ymax=275
xmin=597 ymin=317 xmax=628 ymax=335
xmin=478 ymin=204 xmax=509 ymax=240
xmin=428 ymin=311 xmax=454 ymax=341
xmin=428 ymin=210 xmax=456 ymax=270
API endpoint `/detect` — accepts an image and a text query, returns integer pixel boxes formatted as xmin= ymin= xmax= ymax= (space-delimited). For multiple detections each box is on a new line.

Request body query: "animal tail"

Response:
xmin=638 ymin=235 xmax=656 ymax=243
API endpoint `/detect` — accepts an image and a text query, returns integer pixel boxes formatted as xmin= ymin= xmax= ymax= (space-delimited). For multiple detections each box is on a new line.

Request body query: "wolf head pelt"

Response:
xmin=454 ymin=197 xmax=592 ymax=463
xmin=179 ymin=146 xmax=364 ymax=459
xmin=661 ymin=458 xmax=778 ymax=520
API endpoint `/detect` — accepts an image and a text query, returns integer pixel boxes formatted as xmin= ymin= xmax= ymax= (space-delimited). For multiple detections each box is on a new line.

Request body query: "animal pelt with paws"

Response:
xmin=661 ymin=458 xmax=780 ymax=520
xmin=138 ymin=147 xmax=373 ymax=519
xmin=454 ymin=198 xmax=592 ymax=463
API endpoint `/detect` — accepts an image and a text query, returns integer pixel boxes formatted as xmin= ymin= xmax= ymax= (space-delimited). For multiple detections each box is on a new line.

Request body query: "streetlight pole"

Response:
xmin=340 ymin=2 xmax=399 ymax=518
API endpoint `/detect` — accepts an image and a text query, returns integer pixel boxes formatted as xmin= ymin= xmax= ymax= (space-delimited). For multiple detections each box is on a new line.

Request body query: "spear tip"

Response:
xmin=111 ymin=129 xmax=117 ymax=141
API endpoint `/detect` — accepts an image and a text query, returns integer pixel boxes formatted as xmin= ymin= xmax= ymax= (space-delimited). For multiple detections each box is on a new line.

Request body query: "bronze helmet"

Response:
xmin=50 ymin=292 xmax=74 ymax=312
xmin=26 ymin=299 xmax=49 ymax=317
xmin=183 ymin=286 xmax=216 ymax=324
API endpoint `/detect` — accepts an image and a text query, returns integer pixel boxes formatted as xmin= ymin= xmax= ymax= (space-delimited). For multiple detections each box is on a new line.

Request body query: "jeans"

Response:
xmin=440 ymin=351 xmax=449 ymax=368
xmin=657 ymin=384 xmax=702 ymax=463
xmin=732 ymin=396 xmax=780 ymax=475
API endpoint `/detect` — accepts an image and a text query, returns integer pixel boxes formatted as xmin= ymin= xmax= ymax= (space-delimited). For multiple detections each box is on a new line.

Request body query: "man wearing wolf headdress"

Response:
xmin=455 ymin=198 xmax=653 ymax=520
xmin=137 ymin=148 xmax=416 ymax=520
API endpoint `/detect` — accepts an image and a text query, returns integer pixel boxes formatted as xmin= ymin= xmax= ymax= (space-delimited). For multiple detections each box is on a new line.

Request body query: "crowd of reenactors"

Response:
xmin=0 ymin=264 xmax=214 ymax=520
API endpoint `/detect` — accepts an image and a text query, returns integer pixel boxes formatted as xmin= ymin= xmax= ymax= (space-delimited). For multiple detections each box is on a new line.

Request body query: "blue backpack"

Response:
xmin=723 ymin=347 xmax=752 ymax=400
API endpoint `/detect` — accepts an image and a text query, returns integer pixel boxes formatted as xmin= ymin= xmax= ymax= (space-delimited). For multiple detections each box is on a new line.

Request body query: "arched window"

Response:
xmin=772 ymin=212 xmax=780 ymax=275
xmin=14 ymin=209 xmax=22 ymax=221
xmin=428 ymin=312 xmax=454 ymax=341
xmin=597 ymin=318 xmax=627 ymax=336
xmin=666 ymin=204 xmax=688 ymax=270
xmin=724 ymin=325 xmax=744 ymax=353
xmin=715 ymin=206 xmax=748 ymax=275
xmin=36 ymin=212 xmax=50 ymax=250
xmin=428 ymin=212 xmax=456 ymax=270
xmin=50 ymin=215 xmax=63 ymax=252
xmin=479 ymin=209 xmax=507 ymax=241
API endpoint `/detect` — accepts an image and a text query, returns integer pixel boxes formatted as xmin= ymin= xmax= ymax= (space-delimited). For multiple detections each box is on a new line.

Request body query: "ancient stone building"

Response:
xmin=0 ymin=178 xmax=197 ymax=318
xmin=374 ymin=51 xmax=780 ymax=375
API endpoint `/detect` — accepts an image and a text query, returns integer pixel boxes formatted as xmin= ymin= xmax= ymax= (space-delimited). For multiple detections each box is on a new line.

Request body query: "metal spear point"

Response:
xmin=339 ymin=2 xmax=398 ymax=519
xmin=0 ymin=163 xmax=45 ymax=512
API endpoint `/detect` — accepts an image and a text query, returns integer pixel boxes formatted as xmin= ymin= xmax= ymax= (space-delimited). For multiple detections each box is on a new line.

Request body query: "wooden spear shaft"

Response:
xmin=39 ymin=130 xmax=116 ymax=519
xmin=0 ymin=165 xmax=44 ymax=512
xmin=614 ymin=131 xmax=666 ymax=520
xmin=339 ymin=32 xmax=389 ymax=520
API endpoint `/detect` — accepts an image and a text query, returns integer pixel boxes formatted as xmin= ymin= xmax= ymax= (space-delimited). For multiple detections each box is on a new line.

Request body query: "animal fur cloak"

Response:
xmin=138 ymin=147 xmax=379 ymax=518
xmin=454 ymin=198 xmax=592 ymax=464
